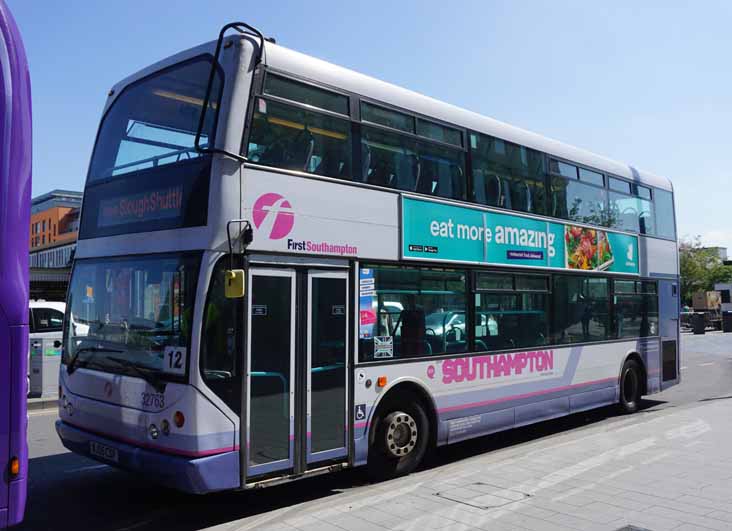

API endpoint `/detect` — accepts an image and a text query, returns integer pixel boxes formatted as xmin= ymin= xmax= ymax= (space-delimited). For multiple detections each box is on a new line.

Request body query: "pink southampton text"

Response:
xmin=440 ymin=350 xmax=555 ymax=384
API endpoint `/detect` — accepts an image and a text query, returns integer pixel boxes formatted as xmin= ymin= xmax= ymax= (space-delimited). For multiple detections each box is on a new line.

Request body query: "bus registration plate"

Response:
xmin=90 ymin=441 xmax=119 ymax=463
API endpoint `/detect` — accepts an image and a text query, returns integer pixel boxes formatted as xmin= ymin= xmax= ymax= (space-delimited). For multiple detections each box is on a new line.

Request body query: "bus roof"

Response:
xmin=103 ymin=34 xmax=673 ymax=192
xmin=264 ymin=42 xmax=673 ymax=192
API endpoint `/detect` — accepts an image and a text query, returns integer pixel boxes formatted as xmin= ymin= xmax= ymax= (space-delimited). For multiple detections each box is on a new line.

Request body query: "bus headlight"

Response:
xmin=161 ymin=419 xmax=170 ymax=436
xmin=148 ymin=424 xmax=159 ymax=440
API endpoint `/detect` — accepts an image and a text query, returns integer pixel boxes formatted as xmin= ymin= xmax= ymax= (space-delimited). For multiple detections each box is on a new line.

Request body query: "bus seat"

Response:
xmin=285 ymin=128 xmax=315 ymax=171
xmin=511 ymin=180 xmax=531 ymax=211
xmin=396 ymin=153 xmax=419 ymax=192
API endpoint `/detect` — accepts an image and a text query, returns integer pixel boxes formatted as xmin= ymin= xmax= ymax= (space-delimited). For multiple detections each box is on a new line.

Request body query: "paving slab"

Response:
xmin=209 ymin=397 xmax=732 ymax=531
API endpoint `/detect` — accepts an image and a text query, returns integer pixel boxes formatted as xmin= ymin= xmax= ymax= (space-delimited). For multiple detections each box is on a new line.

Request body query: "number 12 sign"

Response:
xmin=163 ymin=346 xmax=187 ymax=375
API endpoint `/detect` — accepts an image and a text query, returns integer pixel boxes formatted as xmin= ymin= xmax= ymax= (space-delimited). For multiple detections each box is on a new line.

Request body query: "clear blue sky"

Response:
xmin=8 ymin=1 xmax=732 ymax=248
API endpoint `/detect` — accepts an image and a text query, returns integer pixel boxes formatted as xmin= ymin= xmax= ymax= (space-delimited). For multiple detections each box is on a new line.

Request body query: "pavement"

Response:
xmin=18 ymin=331 xmax=732 ymax=531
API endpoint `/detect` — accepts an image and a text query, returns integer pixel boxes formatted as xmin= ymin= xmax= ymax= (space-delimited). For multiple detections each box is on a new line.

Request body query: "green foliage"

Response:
xmin=679 ymin=236 xmax=732 ymax=304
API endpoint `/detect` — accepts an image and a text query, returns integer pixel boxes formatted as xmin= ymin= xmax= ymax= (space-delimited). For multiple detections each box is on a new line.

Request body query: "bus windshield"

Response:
xmin=64 ymin=254 xmax=200 ymax=382
xmin=87 ymin=55 xmax=221 ymax=182
xmin=79 ymin=56 xmax=222 ymax=239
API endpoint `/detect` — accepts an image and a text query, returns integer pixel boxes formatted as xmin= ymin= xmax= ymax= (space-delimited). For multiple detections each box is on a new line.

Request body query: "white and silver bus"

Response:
xmin=57 ymin=22 xmax=679 ymax=492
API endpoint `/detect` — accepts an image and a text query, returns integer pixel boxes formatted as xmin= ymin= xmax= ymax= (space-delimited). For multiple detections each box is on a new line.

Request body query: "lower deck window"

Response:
xmin=615 ymin=280 xmax=658 ymax=338
xmin=359 ymin=266 xmax=467 ymax=361
xmin=359 ymin=265 xmax=659 ymax=363
xmin=475 ymin=292 xmax=548 ymax=351
xmin=551 ymin=276 xmax=611 ymax=344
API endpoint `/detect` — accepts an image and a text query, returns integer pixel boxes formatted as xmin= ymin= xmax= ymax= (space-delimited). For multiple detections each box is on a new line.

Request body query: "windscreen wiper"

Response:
xmin=105 ymin=356 xmax=167 ymax=394
xmin=66 ymin=346 xmax=124 ymax=375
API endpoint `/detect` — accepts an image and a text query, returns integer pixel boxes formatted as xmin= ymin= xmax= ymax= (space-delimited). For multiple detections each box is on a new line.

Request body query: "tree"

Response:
xmin=679 ymin=236 xmax=732 ymax=305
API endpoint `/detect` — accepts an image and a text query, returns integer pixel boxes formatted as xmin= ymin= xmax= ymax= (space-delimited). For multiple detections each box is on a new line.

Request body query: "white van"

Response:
xmin=28 ymin=301 xmax=65 ymax=398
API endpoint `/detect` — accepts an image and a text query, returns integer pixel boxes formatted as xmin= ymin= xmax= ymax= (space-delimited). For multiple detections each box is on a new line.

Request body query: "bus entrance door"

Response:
xmin=245 ymin=268 xmax=349 ymax=480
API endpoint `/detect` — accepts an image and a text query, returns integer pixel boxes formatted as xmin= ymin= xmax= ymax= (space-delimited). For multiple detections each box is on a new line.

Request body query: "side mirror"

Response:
xmin=225 ymin=270 xmax=245 ymax=299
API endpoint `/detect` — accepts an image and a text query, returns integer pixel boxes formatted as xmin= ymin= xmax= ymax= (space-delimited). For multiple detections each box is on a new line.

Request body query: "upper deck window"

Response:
xmin=80 ymin=55 xmax=222 ymax=239
xmin=416 ymin=119 xmax=462 ymax=147
xmin=607 ymin=178 xmax=655 ymax=235
xmin=550 ymin=158 xmax=607 ymax=226
xmin=654 ymin=188 xmax=676 ymax=239
xmin=264 ymin=74 xmax=349 ymax=115
xmin=247 ymin=98 xmax=352 ymax=178
xmin=361 ymin=102 xmax=415 ymax=133
xmin=609 ymin=177 xmax=631 ymax=194
xmin=470 ymin=132 xmax=546 ymax=215
xmin=579 ymin=168 xmax=604 ymax=187
xmin=87 ymin=55 xmax=222 ymax=182
xmin=360 ymin=126 xmax=466 ymax=199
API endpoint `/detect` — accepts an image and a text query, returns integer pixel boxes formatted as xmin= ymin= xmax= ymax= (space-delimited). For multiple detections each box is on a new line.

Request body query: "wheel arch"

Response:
xmin=367 ymin=378 xmax=438 ymax=448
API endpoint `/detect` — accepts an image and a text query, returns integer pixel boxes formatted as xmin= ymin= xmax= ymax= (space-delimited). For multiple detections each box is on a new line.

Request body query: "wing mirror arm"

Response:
xmin=224 ymin=219 xmax=253 ymax=299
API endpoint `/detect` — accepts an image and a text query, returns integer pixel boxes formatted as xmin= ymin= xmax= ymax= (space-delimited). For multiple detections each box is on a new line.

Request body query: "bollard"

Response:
xmin=692 ymin=312 xmax=706 ymax=335
xmin=723 ymin=311 xmax=732 ymax=333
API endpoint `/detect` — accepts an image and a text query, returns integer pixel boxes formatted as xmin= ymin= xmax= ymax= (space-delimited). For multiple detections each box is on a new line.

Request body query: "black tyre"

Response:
xmin=367 ymin=394 xmax=430 ymax=481
xmin=618 ymin=358 xmax=643 ymax=414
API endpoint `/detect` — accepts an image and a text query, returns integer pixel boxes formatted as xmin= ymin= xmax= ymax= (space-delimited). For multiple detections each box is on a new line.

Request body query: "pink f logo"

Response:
xmin=252 ymin=193 xmax=295 ymax=240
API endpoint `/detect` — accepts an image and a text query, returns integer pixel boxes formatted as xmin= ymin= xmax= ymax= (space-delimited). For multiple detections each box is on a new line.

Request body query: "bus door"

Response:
xmin=245 ymin=268 xmax=349 ymax=480
xmin=659 ymin=279 xmax=680 ymax=389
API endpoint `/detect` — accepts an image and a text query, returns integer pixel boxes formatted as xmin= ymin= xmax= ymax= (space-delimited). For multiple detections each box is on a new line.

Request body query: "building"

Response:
xmin=705 ymin=246 xmax=728 ymax=262
xmin=29 ymin=189 xmax=82 ymax=300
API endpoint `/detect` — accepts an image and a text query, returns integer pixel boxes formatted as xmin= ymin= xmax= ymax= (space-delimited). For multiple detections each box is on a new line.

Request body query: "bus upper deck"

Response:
xmin=74 ymin=28 xmax=674 ymax=258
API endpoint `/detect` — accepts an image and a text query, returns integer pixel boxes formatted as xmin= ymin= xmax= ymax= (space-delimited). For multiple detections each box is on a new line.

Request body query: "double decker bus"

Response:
xmin=57 ymin=23 xmax=679 ymax=492
xmin=0 ymin=1 xmax=31 ymax=525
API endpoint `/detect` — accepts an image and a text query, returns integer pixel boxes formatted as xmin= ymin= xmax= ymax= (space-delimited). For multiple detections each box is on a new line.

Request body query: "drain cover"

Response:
xmin=435 ymin=482 xmax=531 ymax=509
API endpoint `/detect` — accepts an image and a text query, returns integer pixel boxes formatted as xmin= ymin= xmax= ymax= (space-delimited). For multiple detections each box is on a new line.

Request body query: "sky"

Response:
xmin=8 ymin=1 xmax=732 ymax=248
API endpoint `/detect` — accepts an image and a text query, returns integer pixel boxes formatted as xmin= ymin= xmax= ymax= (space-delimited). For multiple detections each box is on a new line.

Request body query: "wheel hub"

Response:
xmin=385 ymin=411 xmax=418 ymax=458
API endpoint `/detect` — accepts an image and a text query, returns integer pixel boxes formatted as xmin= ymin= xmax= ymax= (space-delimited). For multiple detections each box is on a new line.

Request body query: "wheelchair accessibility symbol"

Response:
xmin=355 ymin=404 xmax=366 ymax=421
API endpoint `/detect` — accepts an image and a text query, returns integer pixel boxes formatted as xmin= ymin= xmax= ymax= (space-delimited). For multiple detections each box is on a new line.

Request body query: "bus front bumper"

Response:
xmin=55 ymin=420 xmax=239 ymax=494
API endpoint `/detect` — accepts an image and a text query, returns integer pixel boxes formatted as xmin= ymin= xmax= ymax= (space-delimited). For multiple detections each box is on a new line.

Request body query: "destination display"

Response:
xmin=79 ymin=158 xmax=210 ymax=239
xmin=401 ymin=196 xmax=639 ymax=274
xmin=98 ymin=186 xmax=183 ymax=228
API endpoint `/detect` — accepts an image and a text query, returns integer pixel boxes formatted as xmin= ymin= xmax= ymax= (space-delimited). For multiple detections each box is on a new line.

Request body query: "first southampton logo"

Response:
xmin=252 ymin=193 xmax=295 ymax=240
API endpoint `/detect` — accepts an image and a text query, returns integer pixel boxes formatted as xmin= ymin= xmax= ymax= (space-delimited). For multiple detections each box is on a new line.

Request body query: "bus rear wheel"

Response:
xmin=619 ymin=358 xmax=643 ymax=414
xmin=367 ymin=395 xmax=429 ymax=481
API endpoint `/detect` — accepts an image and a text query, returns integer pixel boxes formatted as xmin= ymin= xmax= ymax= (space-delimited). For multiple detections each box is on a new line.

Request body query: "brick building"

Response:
xmin=29 ymin=189 xmax=82 ymax=300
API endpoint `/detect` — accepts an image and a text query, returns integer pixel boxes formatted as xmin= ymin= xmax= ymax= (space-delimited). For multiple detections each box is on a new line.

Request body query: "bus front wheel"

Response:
xmin=619 ymin=358 xmax=643 ymax=414
xmin=367 ymin=395 xmax=429 ymax=481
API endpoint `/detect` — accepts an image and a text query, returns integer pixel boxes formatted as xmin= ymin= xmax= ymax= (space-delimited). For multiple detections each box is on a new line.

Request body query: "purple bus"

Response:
xmin=0 ymin=1 xmax=31 ymax=526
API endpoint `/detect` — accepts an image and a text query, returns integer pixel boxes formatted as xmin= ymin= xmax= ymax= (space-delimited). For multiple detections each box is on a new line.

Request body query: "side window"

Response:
xmin=474 ymin=273 xmax=549 ymax=351
xmin=550 ymin=159 xmax=607 ymax=225
xmin=654 ymin=188 xmax=676 ymax=239
xmin=360 ymin=103 xmax=466 ymax=200
xmin=551 ymin=276 xmax=611 ymax=344
xmin=200 ymin=258 xmax=242 ymax=413
xmin=33 ymin=308 xmax=64 ymax=333
xmin=358 ymin=266 xmax=467 ymax=361
xmin=614 ymin=280 xmax=658 ymax=338
xmin=470 ymin=133 xmax=546 ymax=215
xmin=247 ymin=75 xmax=352 ymax=180
xmin=607 ymin=178 xmax=656 ymax=235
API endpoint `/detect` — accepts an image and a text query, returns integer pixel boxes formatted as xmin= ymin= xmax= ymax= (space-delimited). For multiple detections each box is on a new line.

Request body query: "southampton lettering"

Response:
xmin=440 ymin=350 xmax=555 ymax=384
xmin=287 ymin=238 xmax=357 ymax=256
